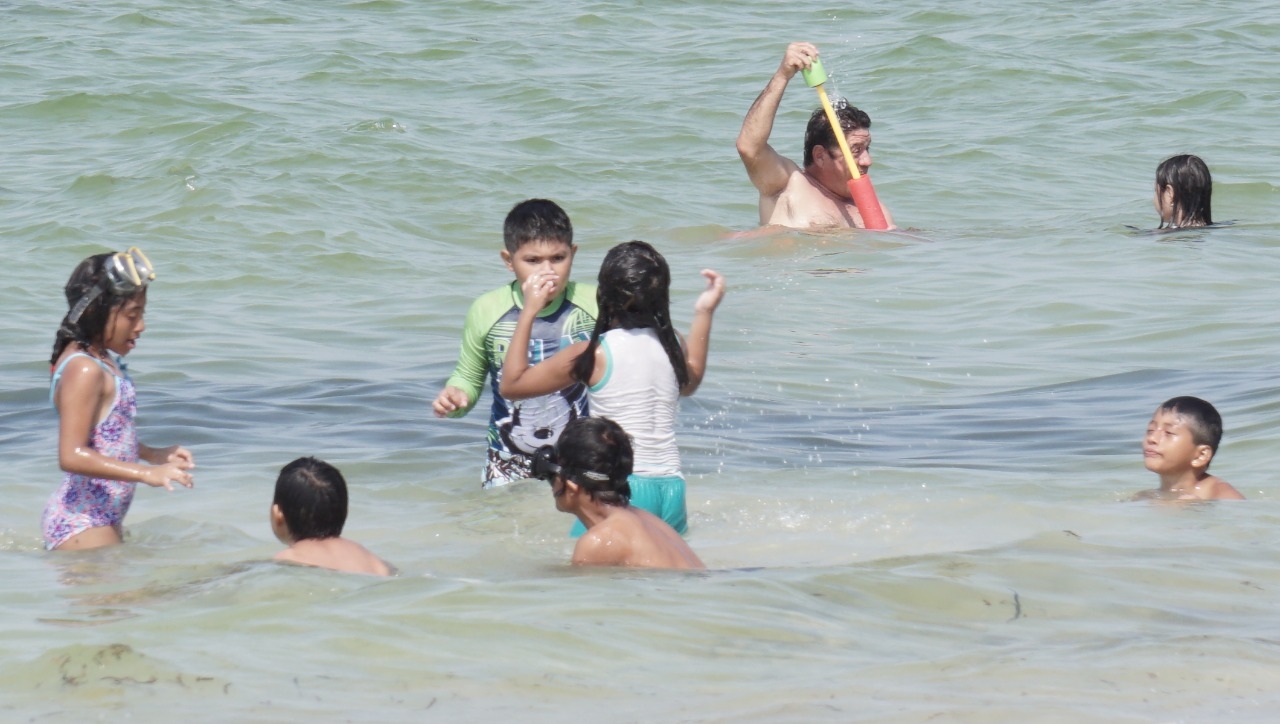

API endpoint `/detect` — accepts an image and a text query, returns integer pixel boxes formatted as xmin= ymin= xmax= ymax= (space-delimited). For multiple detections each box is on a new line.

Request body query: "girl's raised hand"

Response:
xmin=693 ymin=269 xmax=726 ymax=314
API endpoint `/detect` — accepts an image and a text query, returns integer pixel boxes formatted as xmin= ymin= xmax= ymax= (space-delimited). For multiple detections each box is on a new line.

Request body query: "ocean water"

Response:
xmin=3 ymin=0 xmax=1280 ymax=720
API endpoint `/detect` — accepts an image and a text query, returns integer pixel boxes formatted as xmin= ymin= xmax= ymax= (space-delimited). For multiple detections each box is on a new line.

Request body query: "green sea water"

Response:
xmin=3 ymin=0 xmax=1280 ymax=720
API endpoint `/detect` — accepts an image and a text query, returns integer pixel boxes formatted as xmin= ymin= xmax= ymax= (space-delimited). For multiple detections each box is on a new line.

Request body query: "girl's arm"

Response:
xmin=138 ymin=443 xmax=195 ymax=468
xmin=498 ymin=273 xmax=586 ymax=400
xmin=680 ymin=270 xmax=727 ymax=397
xmin=56 ymin=360 xmax=194 ymax=491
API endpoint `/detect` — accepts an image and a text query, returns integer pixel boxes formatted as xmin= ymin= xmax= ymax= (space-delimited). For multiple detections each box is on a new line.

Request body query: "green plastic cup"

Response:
xmin=801 ymin=57 xmax=829 ymax=87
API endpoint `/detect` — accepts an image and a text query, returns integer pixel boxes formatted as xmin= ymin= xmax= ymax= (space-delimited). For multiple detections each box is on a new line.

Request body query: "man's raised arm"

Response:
xmin=735 ymin=42 xmax=820 ymax=197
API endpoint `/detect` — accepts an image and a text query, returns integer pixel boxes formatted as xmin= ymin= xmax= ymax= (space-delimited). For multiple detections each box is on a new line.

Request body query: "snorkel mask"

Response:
xmin=67 ymin=247 xmax=155 ymax=324
xmin=530 ymin=445 xmax=611 ymax=485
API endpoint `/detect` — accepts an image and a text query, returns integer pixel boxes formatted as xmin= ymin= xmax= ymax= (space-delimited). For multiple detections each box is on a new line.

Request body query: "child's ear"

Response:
xmin=1191 ymin=444 xmax=1214 ymax=471
xmin=1160 ymin=184 xmax=1175 ymax=210
xmin=500 ymin=249 xmax=514 ymax=270
xmin=270 ymin=504 xmax=290 ymax=540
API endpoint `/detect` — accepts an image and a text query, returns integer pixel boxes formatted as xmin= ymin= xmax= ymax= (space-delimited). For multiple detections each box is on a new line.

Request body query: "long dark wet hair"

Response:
xmin=1156 ymin=154 xmax=1213 ymax=228
xmin=571 ymin=241 xmax=689 ymax=389
xmin=49 ymin=253 xmax=134 ymax=366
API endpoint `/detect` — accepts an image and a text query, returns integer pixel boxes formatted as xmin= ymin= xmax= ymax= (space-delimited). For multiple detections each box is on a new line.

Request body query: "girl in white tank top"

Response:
xmin=498 ymin=241 xmax=726 ymax=533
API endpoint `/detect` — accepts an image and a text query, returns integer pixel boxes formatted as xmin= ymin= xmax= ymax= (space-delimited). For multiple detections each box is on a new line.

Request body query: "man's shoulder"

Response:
xmin=779 ymin=165 xmax=821 ymax=194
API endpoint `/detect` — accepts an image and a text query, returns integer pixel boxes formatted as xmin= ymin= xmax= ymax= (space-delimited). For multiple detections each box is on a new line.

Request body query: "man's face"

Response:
xmin=840 ymin=129 xmax=873 ymax=176
xmin=502 ymin=239 xmax=576 ymax=302
xmin=815 ymin=129 xmax=873 ymax=196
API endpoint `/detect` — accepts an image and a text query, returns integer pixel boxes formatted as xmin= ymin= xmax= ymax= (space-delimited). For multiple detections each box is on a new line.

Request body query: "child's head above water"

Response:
xmin=1144 ymin=396 xmax=1222 ymax=476
xmin=503 ymin=198 xmax=573 ymax=253
xmin=500 ymin=199 xmax=577 ymax=301
xmin=51 ymin=248 xmax=156 ymax=366
xmin=572 ymin=240 xmax=689 ymax=387
xmin=597 ymin=240 xmax=673 ymax=326
xmin=1158 ymin=396 xmax=1222 ymax=450
xmin=552 ymin=416 xmax=635 ymax=506
xmin=1154 ymin=154 xmax=1213 ymax=229
xmin=271 ymin=456 xmax=348 ymax=543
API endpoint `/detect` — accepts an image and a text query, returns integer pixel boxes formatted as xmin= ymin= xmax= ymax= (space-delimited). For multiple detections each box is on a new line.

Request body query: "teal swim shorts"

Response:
xmin=569 ymin=473 xmax=688 ymax=537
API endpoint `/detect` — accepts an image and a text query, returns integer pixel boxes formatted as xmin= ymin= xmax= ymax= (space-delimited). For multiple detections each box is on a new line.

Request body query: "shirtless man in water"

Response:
xmin=736 ymin=41 xmax=896 ymax=230
xmin=546 ymin=417 xmax=703 ymax=570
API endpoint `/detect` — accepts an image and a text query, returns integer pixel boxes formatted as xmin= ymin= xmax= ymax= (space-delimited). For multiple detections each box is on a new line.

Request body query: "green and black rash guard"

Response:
xmin=444 ymin=280 xmax=598 ymax=485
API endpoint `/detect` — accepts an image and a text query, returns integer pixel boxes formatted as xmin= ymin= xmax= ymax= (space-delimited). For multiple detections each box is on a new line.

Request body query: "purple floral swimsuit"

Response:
xmin=42 ymin=353 xmax=139 ymax=550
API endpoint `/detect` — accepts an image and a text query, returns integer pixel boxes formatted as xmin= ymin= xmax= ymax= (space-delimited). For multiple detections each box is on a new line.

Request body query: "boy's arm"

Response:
xmin=680 ymin=270 xmax=727 ymax=396
xmin=432 ymin=386 xmax=470 ymax=417
xmin=435 ymin=298 xmax=494 ymax=418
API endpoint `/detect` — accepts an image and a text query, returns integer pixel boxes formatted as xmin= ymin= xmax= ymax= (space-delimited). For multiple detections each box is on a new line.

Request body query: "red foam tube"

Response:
xmin=847 ymin=176 xmax=889 ymax=230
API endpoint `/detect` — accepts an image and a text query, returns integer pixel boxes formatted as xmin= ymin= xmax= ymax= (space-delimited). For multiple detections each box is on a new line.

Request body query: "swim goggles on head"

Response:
xmin=67 ymin=247 xmax=156 ymax=324
xmin=530 ymin=445 xmax=611 ymax=484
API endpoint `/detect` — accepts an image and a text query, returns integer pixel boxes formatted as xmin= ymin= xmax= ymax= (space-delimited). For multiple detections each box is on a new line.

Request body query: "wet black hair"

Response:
xmin=1156 ymin=154 xmax=1213 ymax=228
xmin=555 ymin=417 xmax=633 ymax=505
xmin=570 ymin=241 xmax=689 ymax=389
xmin=803 ymin=102 xmax=871 ymax=168
xmin=273 ymin=457 xmax=349 ymax=541
xmin=49 ymin=253 xmax=139 ymax=366
xmin=1159 ymin=396 xmax=1223 ymax=452
xmin=503 ymin=198 xmax=573 ymax=253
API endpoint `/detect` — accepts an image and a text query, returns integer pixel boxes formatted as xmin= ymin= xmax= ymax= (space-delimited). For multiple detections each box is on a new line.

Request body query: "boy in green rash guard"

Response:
xmin=432 ymin=199 xmax=598 ymax=488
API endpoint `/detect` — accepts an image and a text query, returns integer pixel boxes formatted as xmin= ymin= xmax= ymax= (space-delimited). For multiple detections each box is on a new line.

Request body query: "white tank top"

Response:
xmin=588 ymin=328 xmax=681 ymax=476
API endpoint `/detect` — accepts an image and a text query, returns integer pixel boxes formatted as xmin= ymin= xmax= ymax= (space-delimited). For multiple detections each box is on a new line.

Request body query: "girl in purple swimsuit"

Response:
xmin=43 ymin=248 xmax=195 ymax=551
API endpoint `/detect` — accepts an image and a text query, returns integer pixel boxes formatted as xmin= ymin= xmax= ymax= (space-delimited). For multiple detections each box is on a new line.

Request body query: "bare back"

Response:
xmin=573 ymin=506 xmax=704 ymax=570
xmin=275 ymin=537 xmax=393 ymax=576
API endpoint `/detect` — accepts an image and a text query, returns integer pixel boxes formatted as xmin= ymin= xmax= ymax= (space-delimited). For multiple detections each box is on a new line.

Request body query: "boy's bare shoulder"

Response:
xmin=273 ymin=547 xmax=306 ymax=565
xmin=572 ymin=525 xmax=631 ymax=567
xmin=344 ymin=539 xmax=395 ymax=576
xmin=1208 ymin=478 xmax=1245 ymax=500
xmin=1133 ymin=476 xmax=1247 ymax=502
